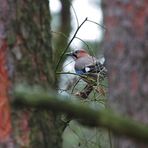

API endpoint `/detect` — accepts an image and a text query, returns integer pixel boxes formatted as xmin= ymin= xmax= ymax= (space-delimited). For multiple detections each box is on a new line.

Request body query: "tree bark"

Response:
xmin=0 ymin=0 xmax=64 ymax=147
xmin=102 ymin=0 xmax=148 ymax=147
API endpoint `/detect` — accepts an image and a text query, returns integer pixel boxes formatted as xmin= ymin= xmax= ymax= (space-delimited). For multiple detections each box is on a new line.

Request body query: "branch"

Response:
xmin=13 ymin=85 xmax=148 ymax=143
xmin=55 ymin=18 xmax=88 ymax=72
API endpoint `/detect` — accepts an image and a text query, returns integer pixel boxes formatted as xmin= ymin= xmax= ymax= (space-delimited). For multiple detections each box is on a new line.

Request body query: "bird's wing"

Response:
xmin=76 ymin=60 xmax=107 ymax=78
xmin=75 ymin=56 xmax=97 ymax=74
xmin=85 ymin=62 xmax=105 ymax=73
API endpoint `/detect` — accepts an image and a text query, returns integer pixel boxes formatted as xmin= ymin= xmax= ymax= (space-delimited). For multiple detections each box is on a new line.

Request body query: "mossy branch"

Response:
xmin=13 ymin=85 xmax=148 ymax=143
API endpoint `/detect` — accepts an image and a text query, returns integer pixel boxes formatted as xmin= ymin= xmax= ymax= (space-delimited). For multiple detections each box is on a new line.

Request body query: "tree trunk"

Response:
xmin=102 ymin=0 xmax=148 ymax=147
xmin=53 ymin=0 xmax=72 ymax=77
xmin=0 ymin=0 xmax=64 ymax=147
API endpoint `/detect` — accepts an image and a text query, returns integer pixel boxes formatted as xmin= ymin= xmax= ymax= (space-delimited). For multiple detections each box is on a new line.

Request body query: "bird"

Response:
xmin=66 ymin=49 xmax=107 ymax=86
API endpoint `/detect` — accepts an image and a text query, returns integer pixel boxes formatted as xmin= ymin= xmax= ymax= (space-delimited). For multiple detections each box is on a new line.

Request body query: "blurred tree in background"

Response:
xmin=102 ymin=0 xmax=148 ymax=147
xmin=52 ymin=0 xmax=72 ymax=76
xmin=0 ymin=0 xmax=65 ymax=147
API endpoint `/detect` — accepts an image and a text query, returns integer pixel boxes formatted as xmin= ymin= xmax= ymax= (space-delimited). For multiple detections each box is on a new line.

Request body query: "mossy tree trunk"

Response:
xmin=102 ymin=0 xmax=148 ymax=147
xmin=0 ymin=0 xmax=64 ymax=147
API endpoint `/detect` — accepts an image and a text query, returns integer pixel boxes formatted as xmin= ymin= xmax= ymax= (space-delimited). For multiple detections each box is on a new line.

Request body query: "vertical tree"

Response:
xmin=102 ymin=0 xmax=148 ymax=147
xmin=0 ymin=0 xmax=64 ymax=147
xmin=53 ymin=0 xmax=72 ymax=74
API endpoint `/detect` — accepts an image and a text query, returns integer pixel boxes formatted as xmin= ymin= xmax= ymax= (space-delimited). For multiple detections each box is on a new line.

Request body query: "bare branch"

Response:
xmin=55 ymin=18 xmax=88 ymax=72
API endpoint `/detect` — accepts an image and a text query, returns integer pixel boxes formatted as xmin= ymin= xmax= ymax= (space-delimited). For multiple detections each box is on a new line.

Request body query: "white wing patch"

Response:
xmin=85 ymin=67 xmax=90 ymax=72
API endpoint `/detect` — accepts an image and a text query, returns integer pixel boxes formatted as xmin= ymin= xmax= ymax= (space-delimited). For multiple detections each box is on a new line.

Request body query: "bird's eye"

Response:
xmin=75 ymin=50 xmax=80 ymax=54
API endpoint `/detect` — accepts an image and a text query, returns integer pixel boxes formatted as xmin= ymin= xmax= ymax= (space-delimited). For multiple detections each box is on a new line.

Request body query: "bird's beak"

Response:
xmin=66 ymin=52 xmax=73 ymax=56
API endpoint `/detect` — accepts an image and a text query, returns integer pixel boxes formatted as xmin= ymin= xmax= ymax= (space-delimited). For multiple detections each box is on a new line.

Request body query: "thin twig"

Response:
xmin=55 ymin=17 xmax=88 ymax=72
xmin=71 ymin=78 xmax=81 ymax=94
xmin=87 ymin=19 xmax=107 ymax=30
xmin=56 ymin=71 xmax=96 ymax=84
xmin=56 ymin=71 xmax=79 ymax=76
xmin=51 ymin=31 xmax=68 ymax=39
xmin=62 ymin=60 xmax=75 ymax=70
xmin=70 ymin=2 xmax=79 ymax=27
xmin=75 ymin=36 xmax=90 ymax=50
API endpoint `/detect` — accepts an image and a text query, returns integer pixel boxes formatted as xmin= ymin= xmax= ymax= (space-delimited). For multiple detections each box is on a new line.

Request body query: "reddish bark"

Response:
xmin=0 ymin=0 xmax=63 ymax=147
xmin=102 ymin=0 xmax=148 ymax=147
xmin=0 ymin=1 xmax=30 ymax=146
xmin=0 ymin=39 xmax=11 ymax=141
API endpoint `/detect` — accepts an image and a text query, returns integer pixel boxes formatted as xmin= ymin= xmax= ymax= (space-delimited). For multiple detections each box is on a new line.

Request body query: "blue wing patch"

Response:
xmin=75 ymin=69 xmax=86 ymax=74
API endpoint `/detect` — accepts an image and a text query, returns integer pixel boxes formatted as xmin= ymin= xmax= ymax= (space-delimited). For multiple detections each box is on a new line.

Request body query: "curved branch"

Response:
xmin=55 ymin=18 xmax=88 ymax=72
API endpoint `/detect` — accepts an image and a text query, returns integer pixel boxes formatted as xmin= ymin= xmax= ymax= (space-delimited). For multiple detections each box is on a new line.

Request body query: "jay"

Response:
xmin=66 ymin=49 xmax=107 ymax=85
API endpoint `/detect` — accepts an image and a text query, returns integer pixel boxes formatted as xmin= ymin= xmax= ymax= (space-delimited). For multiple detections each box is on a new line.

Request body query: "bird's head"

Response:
xmin=66 ymin=49 xmax=89 ymax=59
